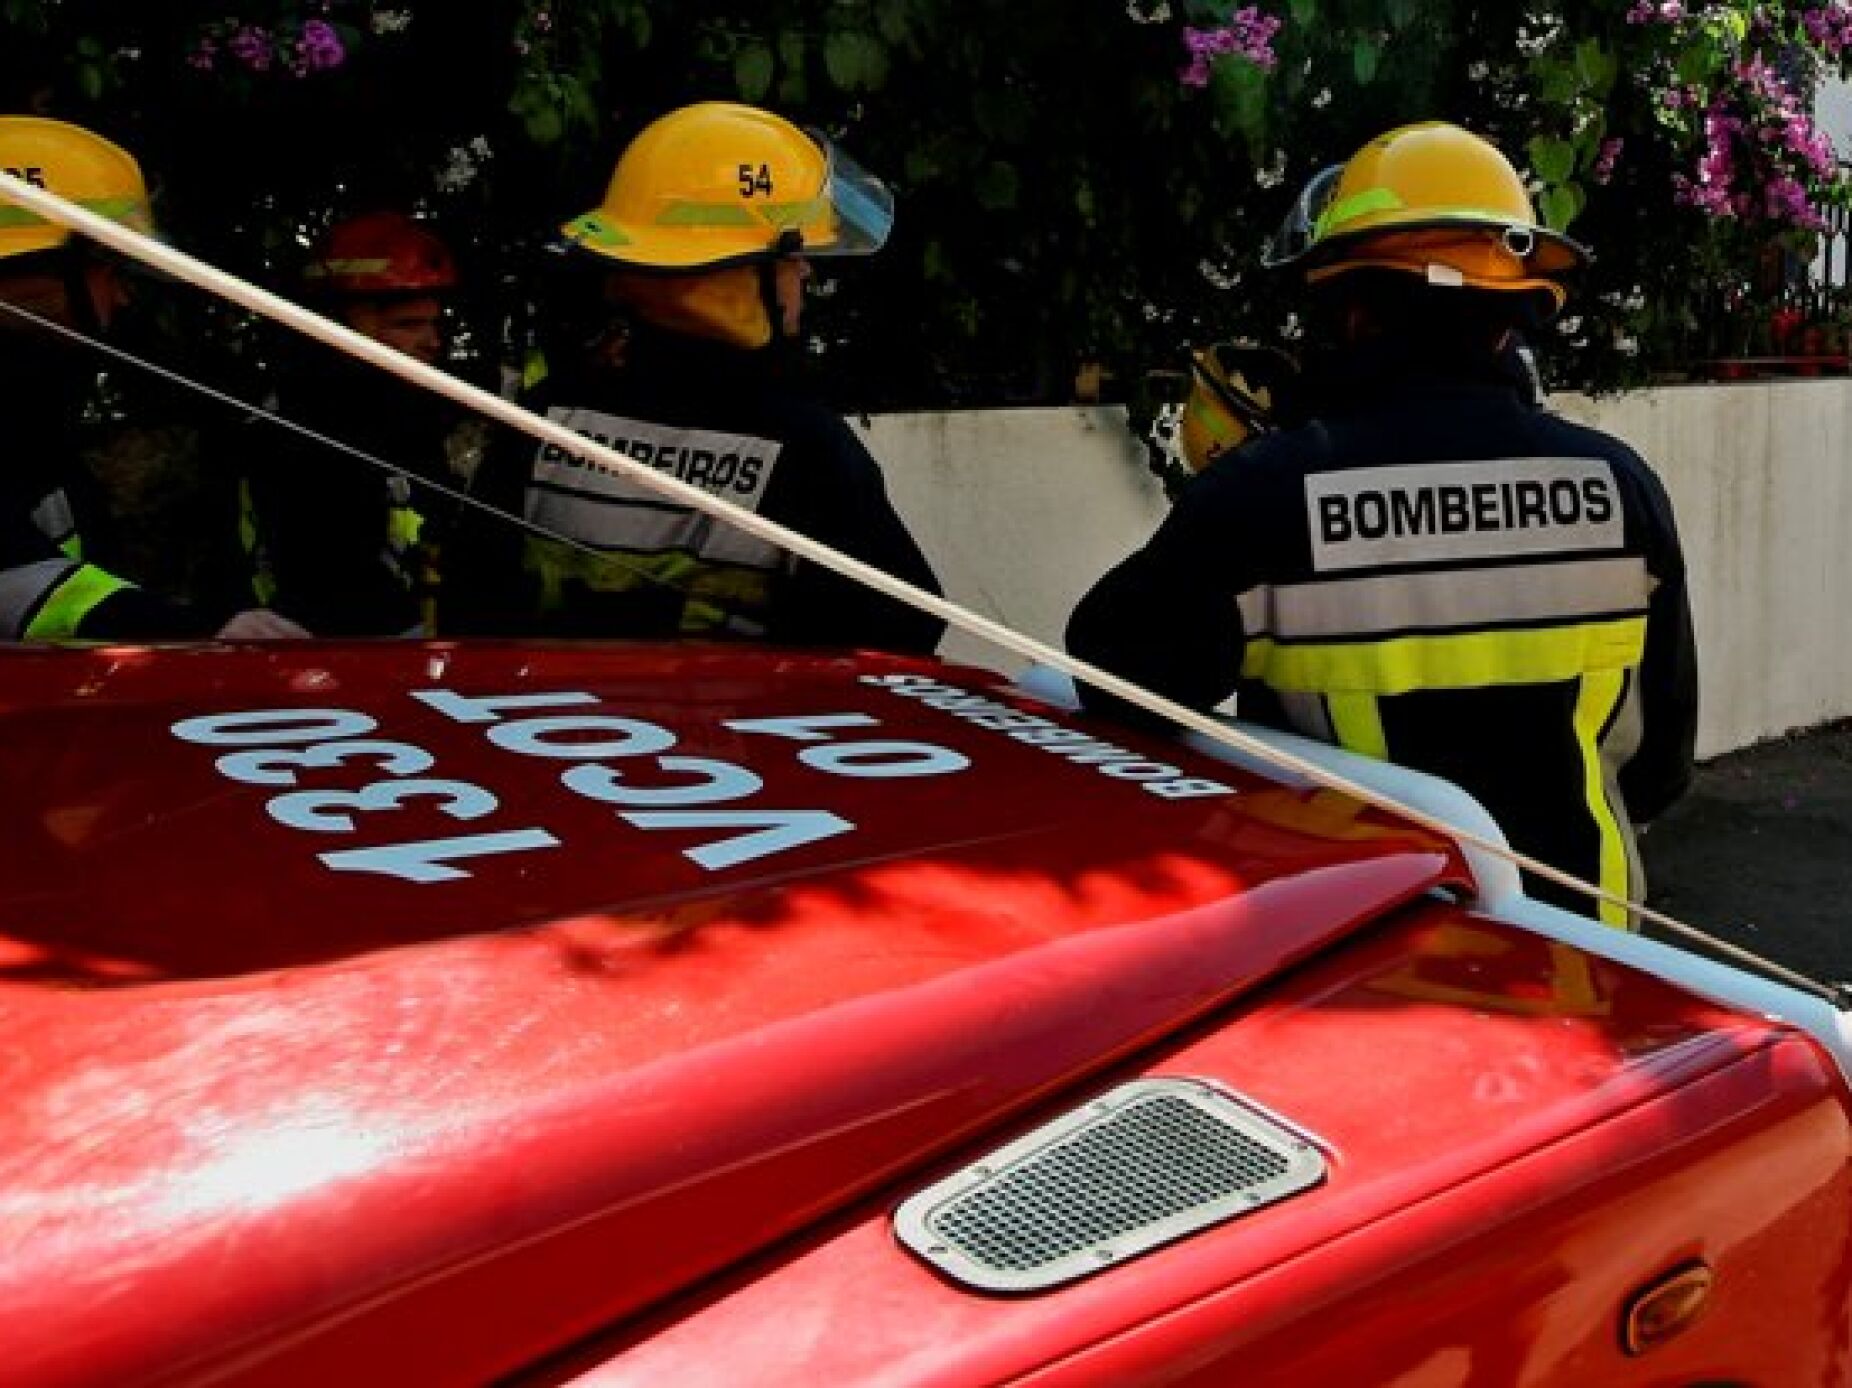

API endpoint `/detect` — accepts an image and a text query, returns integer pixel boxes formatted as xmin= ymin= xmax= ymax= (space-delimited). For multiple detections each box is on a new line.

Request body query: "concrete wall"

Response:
xmin=863 ymin=381 xmax=1852 ymax=759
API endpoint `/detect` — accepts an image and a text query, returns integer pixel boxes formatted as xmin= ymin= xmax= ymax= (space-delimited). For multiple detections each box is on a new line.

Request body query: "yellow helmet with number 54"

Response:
xmin=560 ymin=101 xmax=893 ymax=272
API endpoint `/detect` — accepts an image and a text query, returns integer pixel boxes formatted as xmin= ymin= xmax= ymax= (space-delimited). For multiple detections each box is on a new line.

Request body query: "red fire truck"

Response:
xmin=3 ymin=638 xmax=1847 ymax=1386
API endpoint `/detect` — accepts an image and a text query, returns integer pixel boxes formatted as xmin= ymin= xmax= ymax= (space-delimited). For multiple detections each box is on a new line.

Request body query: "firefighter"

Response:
xmin=449 ymin=101 xmax=944 ymax=651
xmin=245 ymin=211 xmax=459 ymax=635
xmin=1067 ymin=122 xmax=1698 ymax=925
xmin=0 ymin=115 xmax=303 ymax=642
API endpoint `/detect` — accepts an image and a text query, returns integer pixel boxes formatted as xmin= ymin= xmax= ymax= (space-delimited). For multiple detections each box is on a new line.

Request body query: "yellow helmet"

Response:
xmin=1265 ymin=122 xmax=1588 ymax=314
xmin=560 ymin=101 xmax=893 ymax=272
xmin=0 ymin=116 xmax=154 ymax=263
xmin=1177 ymin=341 xmax=1299 ymax=472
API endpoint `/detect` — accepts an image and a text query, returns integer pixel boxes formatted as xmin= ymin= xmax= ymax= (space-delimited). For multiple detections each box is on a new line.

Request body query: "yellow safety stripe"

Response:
xmin=0 ymin=194 xmax=149 ymax=230
xmin=236 ymin=478 xmax=278 ymax=606
xmin=1317 ymin=186 xmax=1403 ymax=233
xmin=1574 ymin=668 xmax=1632 ymax=928
xmin=1241 ymin=618 xmax=1648 ymax=695
xmin=387 ymin=505 xmax=424 ymax=552
xmin=658 ymin=202 xmax=758 ymax=228
xmin=24 ymin=563 xmax=130 ymax=641
xmin=561 ymin=213 xmax=633 ymax=248
xmin=1325 ymin=692 xmax=1389 ymax=760
xmin=57 ymin=534 xmax=82 ymax=561
xmin=523 ymin=538 xmax=777 ymax=634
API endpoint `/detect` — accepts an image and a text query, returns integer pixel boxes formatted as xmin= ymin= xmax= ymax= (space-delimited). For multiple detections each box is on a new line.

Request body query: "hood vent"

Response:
xmin=894 ymin=1077 xmax=1326 ymax=1293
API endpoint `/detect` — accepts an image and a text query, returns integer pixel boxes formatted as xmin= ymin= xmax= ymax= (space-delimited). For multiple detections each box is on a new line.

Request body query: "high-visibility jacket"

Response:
xmin=451 ymin=328 xmax=945 ymax=653
xmin=1067 ymin=355 xmax=1697 ymax=925
xmin=0 ymin=340 xmax=209 ymax=642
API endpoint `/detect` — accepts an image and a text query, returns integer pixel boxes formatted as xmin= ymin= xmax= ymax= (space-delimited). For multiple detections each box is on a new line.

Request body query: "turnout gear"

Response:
xmin=560 ymin=102 xmax=894 ymax=274
xmin=1178 ymin=341 xmax=1301 ymax=473
xmin=0 ymin=340 xmax=209 ymax=640
xmin=0 ymin=117 xmax=153 ymax=262
xmin=1068 ymin=348 xmax=1697 ymax=927
xmin=1266 ymin=123 xmax=1588 ymax=318
xmin=302 ymin=212 xmax=458 ymax=299
xmin=452 ymin=325 xmax=944 ymax=652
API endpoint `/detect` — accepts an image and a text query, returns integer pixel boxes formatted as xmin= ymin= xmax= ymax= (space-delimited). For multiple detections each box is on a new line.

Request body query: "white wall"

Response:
xmin=864 ymin=382 xmax=1852 ymax=759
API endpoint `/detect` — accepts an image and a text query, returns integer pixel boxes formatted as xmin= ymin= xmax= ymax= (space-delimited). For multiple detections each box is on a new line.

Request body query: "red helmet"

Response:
xmin=303 ymin=211 xmax=457 ymax=297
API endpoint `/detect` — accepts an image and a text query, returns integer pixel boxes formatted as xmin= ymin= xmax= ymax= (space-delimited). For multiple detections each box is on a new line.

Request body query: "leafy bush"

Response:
xmin=2 ymin=1 xmax=1848 ymax=406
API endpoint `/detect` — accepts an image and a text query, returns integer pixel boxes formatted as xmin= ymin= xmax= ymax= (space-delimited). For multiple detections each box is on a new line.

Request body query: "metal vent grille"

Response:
xmin=894 ymin=1078 xmax=1326 ymax=1293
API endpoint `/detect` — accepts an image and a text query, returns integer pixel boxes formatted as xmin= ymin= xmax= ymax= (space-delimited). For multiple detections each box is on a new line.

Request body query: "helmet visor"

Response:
xmin=802 ymin=133 xmax=894 ymax=258
xmin=1262 ymin=164 xmax=1342 ymax=269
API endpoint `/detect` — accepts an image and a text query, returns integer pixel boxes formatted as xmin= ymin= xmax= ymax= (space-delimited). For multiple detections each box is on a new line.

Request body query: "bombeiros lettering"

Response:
xmin=2 ymin=165 xmax=46 ymax=188
xmin=1318 ymin=475 xmax=1617 ymax=544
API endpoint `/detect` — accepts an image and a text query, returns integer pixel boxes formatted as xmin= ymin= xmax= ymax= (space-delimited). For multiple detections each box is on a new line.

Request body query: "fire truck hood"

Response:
xmin=0 ymin=642 xmax=1464 ymax=1386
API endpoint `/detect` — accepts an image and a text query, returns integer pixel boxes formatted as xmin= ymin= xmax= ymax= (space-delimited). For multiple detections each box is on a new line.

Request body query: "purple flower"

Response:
xmin=1593 ymin=136 xmax=1624 ymax=186
xmin=296 ymin=19 xmax=346 ymax=72
xmin=1178 ymin=8 xmax=1282 ymax=87
xmin=228 ymin=25 xmax=274 ymax=72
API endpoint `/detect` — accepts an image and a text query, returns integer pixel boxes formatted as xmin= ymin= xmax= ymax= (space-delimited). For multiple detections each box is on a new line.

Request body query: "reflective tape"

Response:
xmin=1237 ymin=556 xmax=1654 ymax=642
xmin=14 ymin=561 xmax=129 ymax=641
xmin=1241 ymin=617 xmax=1648 ymax=695
xmin=1573 ymin=668 xmax=1633 ymax=928
xmin=0 ymin=558 xmax=77 ymax=638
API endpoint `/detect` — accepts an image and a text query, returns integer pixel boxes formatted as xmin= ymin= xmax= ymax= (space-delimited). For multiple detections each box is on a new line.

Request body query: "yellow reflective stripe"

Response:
xmin=657 ymin=201 xmax=757 ymax=228
xmin=1326 ymin=693 xmax=1388 ymax=760
xmin=58 ymin=534 xmax=82 ymax=561
xmin=387 ymin=505 xmax=424 ymax=552
xmin=1241 ymin=618 xmax=1648 ymax=695
xmin=304 ymin=256 xmax=392 ymax=278
xmin=237 ymin=479 xmax=278 ymax=605
xmin=759 ymin=196 xmax=829 ymax=229
xmin=562 ymin=213 xmax=633 ymax=248
xmin=1316 ymin=186 xmax=1403 ymax=235
xmin=522 ymin=538 xmax=775 ymax=633
xmin=1574 ymin=668 xmax=1632 ymax=928
xmin=24 ymin=563 xmax=130 ymax=641
xmin=0 ymin=194 xmax=148 ymax=229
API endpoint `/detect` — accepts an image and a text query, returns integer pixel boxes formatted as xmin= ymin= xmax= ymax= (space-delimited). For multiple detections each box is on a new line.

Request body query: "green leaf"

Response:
xmin=975 ymin=160 xmax=1020 ymax=211
xmin=1352 ymin=36 xmax=1380 ymax=85
xmin=77 ymin=62 xmax=104 ymax=101
xmin=1533 ymin=57 xmax=1577 ymax=106
xmin=734 ymin=42 xmax=774 ymax=101
xmin=1540 ymin=181 xmax=1586 ymax=231
xmin=876 ymin=6 xmax=912 ymax=47
xmin=1576 ymin=40 xmax=1618 ymax=94
xmin=776 ymin=31 xmax=809 ymax=103
xmin=1385 ymin=0 xmax=1417 ymax=29
xmin=1528 ymin=136 xmax=1576 ymax=185
xmin=523 ymin=103 xmax=565 ymax=146
xmin=1209 ymin=53 xmax=1270 ymax=153
xmin=824 ymin=31 xmax=889 ymax=94
xmin=1288 ymin=0 xmax=1316 ymax=23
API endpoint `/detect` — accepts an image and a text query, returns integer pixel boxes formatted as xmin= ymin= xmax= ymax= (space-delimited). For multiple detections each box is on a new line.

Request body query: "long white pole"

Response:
xmin=0 ymin=171 xmax=1835 ymax=1003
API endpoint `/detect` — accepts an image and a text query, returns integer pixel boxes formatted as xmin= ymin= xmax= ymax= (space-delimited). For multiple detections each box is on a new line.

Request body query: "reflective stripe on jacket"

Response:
xmin=1068 ymin=365 xmax=1698 ymax=927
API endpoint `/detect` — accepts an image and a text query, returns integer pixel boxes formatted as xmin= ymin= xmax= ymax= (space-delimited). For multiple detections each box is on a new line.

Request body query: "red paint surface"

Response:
xmin=565 ymin=910 xmax=1852 ymax=1388
xmin=1 ymin=643 xmax=1464 ymax=1386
